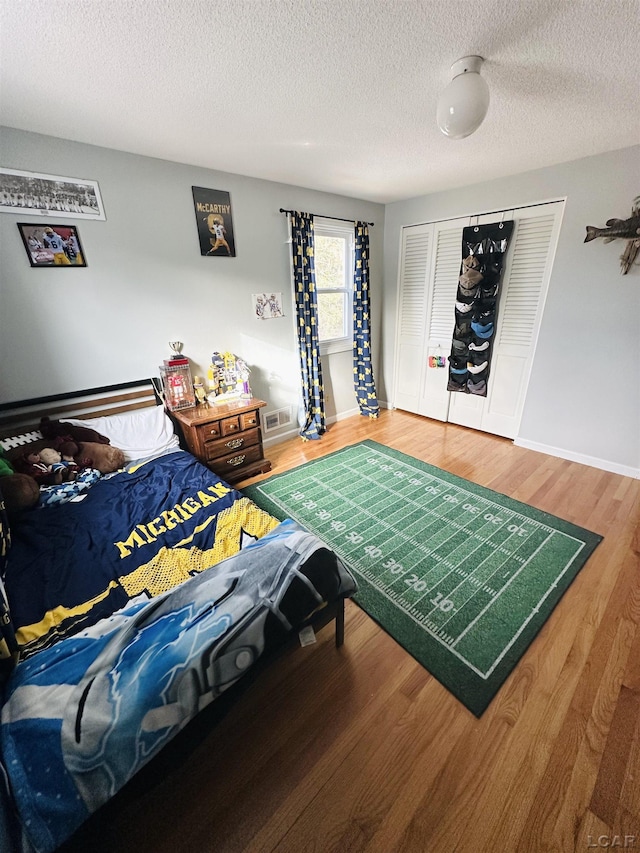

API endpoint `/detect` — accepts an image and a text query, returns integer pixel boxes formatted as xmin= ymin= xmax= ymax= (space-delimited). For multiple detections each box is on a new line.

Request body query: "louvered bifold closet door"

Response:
xmin=393 ymin=224 xmax=431 ymax=413
xmin=480 ymin=202 xmax=564 ymax=437
xmin=420 ymin=218 xmax=467 ymax=420
xmin=448 ymin=201 xmax=565 ymax=438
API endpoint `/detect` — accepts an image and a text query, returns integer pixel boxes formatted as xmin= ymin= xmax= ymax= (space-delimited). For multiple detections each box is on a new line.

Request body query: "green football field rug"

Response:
xmin=244 ymin=440 xmax=602 ymax=716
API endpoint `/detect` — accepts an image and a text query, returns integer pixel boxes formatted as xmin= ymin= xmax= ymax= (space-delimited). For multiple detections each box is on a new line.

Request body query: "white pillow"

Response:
xmin=63 ymin=405 xmax=180 ymax=462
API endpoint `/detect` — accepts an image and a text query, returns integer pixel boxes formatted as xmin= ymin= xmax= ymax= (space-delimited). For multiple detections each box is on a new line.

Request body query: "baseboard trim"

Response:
xmin=514 ymin=437 xmax=639 ymax=479
xmin=263 ymin=402 xmax=391 ymax=448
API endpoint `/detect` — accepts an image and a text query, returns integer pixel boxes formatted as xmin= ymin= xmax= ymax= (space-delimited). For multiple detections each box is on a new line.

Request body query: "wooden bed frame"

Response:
xmin=0 ymin=378 xmax=158 ymax=440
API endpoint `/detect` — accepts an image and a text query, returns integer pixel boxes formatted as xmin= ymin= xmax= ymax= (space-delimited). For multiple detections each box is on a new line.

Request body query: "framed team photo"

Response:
xmin=192 ymin=186 xmax=236 ymax=257
xmin=0 ymin=168 xmax=106 ymax=220
xmin=17 ymin=223 xmax=87 ymax=268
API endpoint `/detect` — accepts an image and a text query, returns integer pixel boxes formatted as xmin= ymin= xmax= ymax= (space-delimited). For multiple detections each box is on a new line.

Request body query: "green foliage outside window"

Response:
xmin=315 ymin=234 xmax=348 ymax=341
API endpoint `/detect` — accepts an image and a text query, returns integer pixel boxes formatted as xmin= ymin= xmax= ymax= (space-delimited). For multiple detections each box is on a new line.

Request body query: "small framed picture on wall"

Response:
xmin=17 ymin=223 xmax=87 ymax=267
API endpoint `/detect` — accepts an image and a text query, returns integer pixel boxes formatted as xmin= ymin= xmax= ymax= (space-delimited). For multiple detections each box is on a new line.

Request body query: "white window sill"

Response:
xmin=320 ymin=338 xmax=352 ymax=356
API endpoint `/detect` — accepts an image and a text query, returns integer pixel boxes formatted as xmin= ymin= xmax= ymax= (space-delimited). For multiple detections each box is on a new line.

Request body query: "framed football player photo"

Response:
xmin=17 ymin=223 xmax=87 ymax=267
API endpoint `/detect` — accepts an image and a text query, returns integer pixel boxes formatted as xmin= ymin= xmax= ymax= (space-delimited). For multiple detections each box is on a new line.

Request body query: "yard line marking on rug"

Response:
xmin=251 ymin=444 xmax=592 ymax=679
xmin=278 ymin=451 xmax=554 ymax=608
xmin=470 ymin=543 xmax=587 ymax=679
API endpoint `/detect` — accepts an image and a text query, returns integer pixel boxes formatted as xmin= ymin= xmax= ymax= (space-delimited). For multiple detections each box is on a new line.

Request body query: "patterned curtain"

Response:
xmin=353 ymin=222 xmax=379 ymax=418
xmin=448 ymin=220 xmax=514 ymax=396
xmin=289 ymin=212 xmax=326 ymax=440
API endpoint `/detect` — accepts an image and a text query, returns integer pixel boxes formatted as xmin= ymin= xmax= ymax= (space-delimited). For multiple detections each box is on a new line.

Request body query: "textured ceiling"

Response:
xmin=1 ymin=0 xmax=639 ymax=204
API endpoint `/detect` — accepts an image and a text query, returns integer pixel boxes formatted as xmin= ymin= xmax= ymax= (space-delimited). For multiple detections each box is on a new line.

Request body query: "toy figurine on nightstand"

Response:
xmin=193 ymin=376 xmax=207 ymax=406
xmin=206 ymin=351 xmax=252 ymax=405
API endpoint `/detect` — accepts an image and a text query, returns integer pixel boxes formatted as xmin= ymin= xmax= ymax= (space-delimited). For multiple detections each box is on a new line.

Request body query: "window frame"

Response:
xmin=314 ymin=218 xmax=354 ymax=355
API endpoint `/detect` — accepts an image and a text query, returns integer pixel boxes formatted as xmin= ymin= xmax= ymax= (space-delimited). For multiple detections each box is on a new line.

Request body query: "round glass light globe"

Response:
xmin=436 ymin=71 xmax=490 ymax=139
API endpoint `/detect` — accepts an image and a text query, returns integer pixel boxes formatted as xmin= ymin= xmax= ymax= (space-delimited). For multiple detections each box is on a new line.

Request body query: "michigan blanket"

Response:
xmin=4 ymin=450 xmax=279 ymax=657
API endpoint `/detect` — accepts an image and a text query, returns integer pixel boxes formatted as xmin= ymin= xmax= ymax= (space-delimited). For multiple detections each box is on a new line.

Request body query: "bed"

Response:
xmin=0 ymin=380 xmax=356 ymax=853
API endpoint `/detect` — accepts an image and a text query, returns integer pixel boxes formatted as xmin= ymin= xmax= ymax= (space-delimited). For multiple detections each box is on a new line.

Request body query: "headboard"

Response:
xmin=0 ymin=379 xmax=158 ymax=442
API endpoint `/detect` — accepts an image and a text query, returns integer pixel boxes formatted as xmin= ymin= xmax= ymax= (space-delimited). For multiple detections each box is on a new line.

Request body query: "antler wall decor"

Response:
xmin=584 ymin=196 xmax=640 ymax=274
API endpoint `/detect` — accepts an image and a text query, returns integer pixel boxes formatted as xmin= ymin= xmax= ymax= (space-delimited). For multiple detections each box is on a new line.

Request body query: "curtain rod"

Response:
xmin=279 ymin=208 xmax=374 ymax=226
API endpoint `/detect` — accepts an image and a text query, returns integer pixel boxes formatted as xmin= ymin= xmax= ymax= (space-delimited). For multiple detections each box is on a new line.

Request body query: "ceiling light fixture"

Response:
xmin=436 ymin=55 xmax=489 ymax=139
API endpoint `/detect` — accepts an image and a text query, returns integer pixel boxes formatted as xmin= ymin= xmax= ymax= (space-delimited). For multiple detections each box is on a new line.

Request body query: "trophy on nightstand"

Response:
xmin=160 ymin=341 xmax=196 ymax=411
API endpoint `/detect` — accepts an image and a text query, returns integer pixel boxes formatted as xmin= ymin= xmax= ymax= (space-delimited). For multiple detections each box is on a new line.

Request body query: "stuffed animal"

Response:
xmin=70 ymin=441 xmax=125 ymax=474
xmin=38 ymin=447 xmax=78 ymax=482
xmin=15 ymin=449 xmax=71 ymax=485
xmin=51 ymin=437 xmax=91 ymax=469
xmin=39 ymin=417 xmax=110 ymax=445
xmin=0 ymin=448 xmax=40 ymax=512
xmin=5 ymin=437 xmax=125 ymax=509
xmin=0 ymin=473 xmax=39 ymax=513
xmin=40 ymin=437 xmax=124 ymax=474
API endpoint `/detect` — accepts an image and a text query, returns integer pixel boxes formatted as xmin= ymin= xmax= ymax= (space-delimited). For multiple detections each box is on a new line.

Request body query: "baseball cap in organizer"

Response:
xmin=468 ymin=378 xmax=487 ymax=395
xmin=454 ymin=321 xmax=472 ymax=339
xmin=458 ymin=283 xmax=479 ymax=299
xmin=471 ymin=320 xmax=494 ymax=339
xmin=449 ymin=355 xmax=468 ymax=374
xmin=481 ymin=284 xmax=498 ymax=298
xmin=469 ymin=339 xmax=490 ymax=352
xmin=473 ymin=308 xmax=495 ymax=324
xmin=451 ymin=339 xmax=468 ymax=356
xmin=467 ymin=360 xmax=488 ymax=375
xmin=447 ymin=375 xmax=468 ymax=392
xmin=455 ymin=300 xmax=473 ymax=314
xmin=468 ymin=349 xmax=489 ymax=366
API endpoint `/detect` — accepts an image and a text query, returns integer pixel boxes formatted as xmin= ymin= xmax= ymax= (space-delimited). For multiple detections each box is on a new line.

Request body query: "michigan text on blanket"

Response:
xmin=114 ymin=482 xmax=232 ymax=558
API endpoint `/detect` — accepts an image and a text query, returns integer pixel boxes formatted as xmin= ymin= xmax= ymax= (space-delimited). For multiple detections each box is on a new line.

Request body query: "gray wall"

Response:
xmin=2 ymin=127 xmax=638 ymax=474
xmin=0 ymin=127 xmax=385 ymax=439
xmin=383 ymin=146 xmax=640 ymax=476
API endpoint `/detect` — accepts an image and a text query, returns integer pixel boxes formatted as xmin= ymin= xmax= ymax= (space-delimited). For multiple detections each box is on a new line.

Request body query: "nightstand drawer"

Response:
xmin=220 ymin=416 xmax=241 ymax=436
xmin=204 ymin=428 xmax=260 ymax=462
xmin=200 ymin=421 xmax=222 ymax=440
xmin=211 ymin=444 xmax=263 ymax=474
xmin=196 ymin=415 xmax=242 ymax=442
xmin=240 ymin=411 xmax=259 ymax=430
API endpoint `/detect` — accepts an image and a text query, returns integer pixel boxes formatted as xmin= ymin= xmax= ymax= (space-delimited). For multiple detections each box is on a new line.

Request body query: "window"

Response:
xmin=314 ymin=219 xmax=354 ymax=354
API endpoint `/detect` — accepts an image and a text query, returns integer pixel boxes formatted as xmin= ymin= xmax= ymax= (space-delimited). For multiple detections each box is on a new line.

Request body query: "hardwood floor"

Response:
xmin=63 ymin=410 xmax=640 ymax=853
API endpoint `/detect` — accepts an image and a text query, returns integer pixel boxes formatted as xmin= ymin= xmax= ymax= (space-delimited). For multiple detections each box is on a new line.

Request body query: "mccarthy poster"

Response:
xmin=192 ymin=186 xmax=236 ymax=257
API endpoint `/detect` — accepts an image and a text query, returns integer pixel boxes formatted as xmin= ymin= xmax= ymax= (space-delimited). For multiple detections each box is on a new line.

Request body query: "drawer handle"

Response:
xmin=227 ymin=454 xmax=246 ymax=467
xmin=209 ymin=428 xmax=219 ymax=436
xmin=227 ymin=423 xmax=238 ymax=431
xmin=225 ymin=438 xmax=244 ymax=450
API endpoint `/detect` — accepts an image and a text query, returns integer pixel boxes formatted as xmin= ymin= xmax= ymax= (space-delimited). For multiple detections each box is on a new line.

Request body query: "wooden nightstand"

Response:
xmin=171 ymin=398 xmax=271 ymax=484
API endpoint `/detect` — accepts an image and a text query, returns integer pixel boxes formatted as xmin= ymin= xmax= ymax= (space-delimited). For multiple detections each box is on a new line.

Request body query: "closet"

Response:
xmin=392 ymin=201 xmax=564 ymax=439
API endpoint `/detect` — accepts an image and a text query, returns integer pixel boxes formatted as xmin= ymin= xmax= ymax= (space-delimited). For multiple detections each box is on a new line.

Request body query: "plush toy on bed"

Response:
xmin=0 ymin=448 xmax=40 ymax=513
xmin=53 ymin=438 xmax=89 ymax=469
xmin=59 ymin=438 xmax=125 ymax=474
xmin=15 ymin=449 xmax=72 ymax=485
xmin=39 ymin=417 xmax=111 ymax=445
xmin=39 ymin=447 xmax=78 ymax=481
xmin=40 ymin=434 xmax=123 ymax=474
xmin=2 ymin=434 xmax=126 ymax=515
